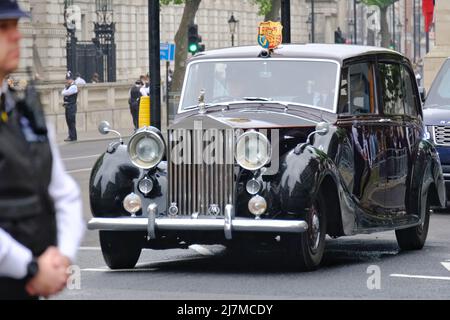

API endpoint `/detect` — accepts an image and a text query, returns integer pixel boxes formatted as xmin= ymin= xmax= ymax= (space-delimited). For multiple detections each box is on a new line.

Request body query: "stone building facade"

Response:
xmin=11 ymin=0 xmax=435 ymax=135
xmin=14 ymin=0 xmax=354 ymax=84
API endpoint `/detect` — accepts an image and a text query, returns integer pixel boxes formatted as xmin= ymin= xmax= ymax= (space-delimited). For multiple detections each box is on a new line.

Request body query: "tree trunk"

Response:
xmin=265 ymin=0 xmax=281 ymax=21
xmin=171 ymin=0 xmax=202 ymax=94
xmin=379 ymin=6 xmax=391 ymax=48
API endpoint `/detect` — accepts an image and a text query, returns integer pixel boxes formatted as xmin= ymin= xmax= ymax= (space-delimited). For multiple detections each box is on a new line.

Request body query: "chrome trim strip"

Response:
xmin=224 ymin=204 xmax=234 ymax=240
xmin=147 ymin=203 xmax=157 ymax=239
xmin=88 ymin=217 xmax=309 ymax=234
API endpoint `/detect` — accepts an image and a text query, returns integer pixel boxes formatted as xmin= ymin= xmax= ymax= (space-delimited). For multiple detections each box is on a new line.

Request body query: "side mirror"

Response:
xmin=419 ymin=87 xmax=427 ymax=103
xmin=304 ymin=122 xmax=330 ymax=146
xmin=98 ymin=121 xmax=111 ymax=135
xmin=315 ymin=122 xmax=330 ymax=136
xmin=98 ymin=121 xmax=123 ymax=144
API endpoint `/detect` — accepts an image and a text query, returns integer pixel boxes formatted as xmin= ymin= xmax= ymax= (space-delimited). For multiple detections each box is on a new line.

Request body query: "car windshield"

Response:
xmin=426 ymin=59 xmax=450 ymax=108
xmin=180 ymin=59 xmax=339 ymax=111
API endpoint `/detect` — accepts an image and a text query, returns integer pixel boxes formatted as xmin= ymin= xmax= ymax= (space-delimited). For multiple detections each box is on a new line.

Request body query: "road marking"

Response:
xmin=63 ymin=154 xmax=101 ymax=161
xmin=67 ymin=168 xmax=92 ymax=174
xmin=441 ymin=261 xmax=450 ymax=272
xmin=189 ymin=244 xmax=215 ymax=256
xmin=390 ymin=274 xmax=450 ymax=281
xmin=78 ymin=247 xmax=101 ymax=251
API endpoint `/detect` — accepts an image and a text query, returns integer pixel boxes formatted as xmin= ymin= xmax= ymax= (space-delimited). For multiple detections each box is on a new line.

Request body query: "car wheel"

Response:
xmin=99 ymin=231 xmax=144 ymax=269
xmin=286 ymin=191 xmax=327 ymax=271
xmin=395 ymin=191 xmax=431 ymax=251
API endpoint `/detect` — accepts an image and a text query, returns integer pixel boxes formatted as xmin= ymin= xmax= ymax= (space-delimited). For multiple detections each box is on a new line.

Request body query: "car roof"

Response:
xmin=190 ymin=44 xmax=402 ymax=64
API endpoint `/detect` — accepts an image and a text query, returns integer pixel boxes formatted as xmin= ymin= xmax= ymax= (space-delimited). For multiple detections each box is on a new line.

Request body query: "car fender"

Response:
xmin=278 ymin=142 xmax=354 ymax=235
xmin=410 ymin=139 xmax=446 ymax=217
xmin=89 ymin=143 xmax=168 ymax=218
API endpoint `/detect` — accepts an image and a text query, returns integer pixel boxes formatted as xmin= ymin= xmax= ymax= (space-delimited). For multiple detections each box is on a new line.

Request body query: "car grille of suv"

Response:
xmin=168 ymin=129 xmax=234 ymax=217
xmin=433 ymin=126 xmax=450 ymax=146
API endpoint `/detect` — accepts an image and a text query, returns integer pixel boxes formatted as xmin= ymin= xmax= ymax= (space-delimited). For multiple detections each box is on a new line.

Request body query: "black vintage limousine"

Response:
xmin=88 ymin=44 xmax=446 ymax=271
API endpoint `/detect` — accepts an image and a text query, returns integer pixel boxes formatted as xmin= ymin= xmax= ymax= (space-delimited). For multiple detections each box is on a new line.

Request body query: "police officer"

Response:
xmin=0 ymin=1 xmax=84 ymax=299
xmin=62 ymin=72 xmax=78 ymax=141
xmin=129 ymin=80 xmax=142 ymax=130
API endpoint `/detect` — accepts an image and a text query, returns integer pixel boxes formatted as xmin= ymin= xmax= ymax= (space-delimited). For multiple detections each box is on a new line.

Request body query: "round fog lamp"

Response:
xmin=123 ymin=193 xmax=142 ymax=214
xmin=246 ymin=179 xmax=261 ymax=195
xmin=248 ymin=195 xmax=267 ymax=217
xmin=138 ymin=177 xmax=154 ymax=195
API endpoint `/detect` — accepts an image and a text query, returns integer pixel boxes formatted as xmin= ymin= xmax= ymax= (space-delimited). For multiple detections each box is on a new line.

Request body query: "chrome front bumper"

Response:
xmin=88 ymin=205 xmax=308 ymax=240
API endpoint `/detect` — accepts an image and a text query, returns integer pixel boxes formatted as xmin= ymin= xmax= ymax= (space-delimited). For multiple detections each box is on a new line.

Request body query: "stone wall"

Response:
xmin=39 ymin=82 xmax=134 ymax=134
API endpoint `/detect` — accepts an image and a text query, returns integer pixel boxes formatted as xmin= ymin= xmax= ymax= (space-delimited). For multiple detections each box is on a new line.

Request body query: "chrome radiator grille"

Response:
xmin=434 ymin=126 xmax=450 ymax=146
xmin=168 ymin=129 xmax=234 ymax=217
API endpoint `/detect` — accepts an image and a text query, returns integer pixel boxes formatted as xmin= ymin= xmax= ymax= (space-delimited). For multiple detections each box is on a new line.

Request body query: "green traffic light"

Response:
xmin=189 ymin=43 xmax=198 ymax=53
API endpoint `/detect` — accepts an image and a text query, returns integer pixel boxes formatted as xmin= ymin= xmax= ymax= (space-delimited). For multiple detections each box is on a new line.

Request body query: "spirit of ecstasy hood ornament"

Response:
xmin=198 ymin=89 xmax=206 ymax=114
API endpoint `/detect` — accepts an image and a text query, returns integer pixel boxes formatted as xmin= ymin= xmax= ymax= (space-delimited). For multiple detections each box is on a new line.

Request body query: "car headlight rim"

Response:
xmin=235 ymin=130 xmax=271 ymax=171
xmin=128 ymin=128 xmax=165 ymax=169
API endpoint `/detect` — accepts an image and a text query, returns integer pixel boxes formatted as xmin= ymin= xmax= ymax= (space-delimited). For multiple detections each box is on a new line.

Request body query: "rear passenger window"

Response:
xmin=401 ymin=66 xmax=419 ymax=117
xmin=339 ymin=63 xmax=374 ymax=115
xmin=379 ymin=63 xmax=405 ymax=115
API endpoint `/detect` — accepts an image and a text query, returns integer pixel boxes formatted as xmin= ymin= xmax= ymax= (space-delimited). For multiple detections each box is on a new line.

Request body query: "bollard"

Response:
xmin=139 ymin=96 xmax=151 ymax=128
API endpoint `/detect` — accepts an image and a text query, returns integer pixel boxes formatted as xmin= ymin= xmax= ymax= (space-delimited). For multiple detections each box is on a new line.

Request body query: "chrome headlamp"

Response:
xmin=128 ymin=127 xmax=165 ymax=169
xmin=235 ymin=130 xmax=271 ymax=171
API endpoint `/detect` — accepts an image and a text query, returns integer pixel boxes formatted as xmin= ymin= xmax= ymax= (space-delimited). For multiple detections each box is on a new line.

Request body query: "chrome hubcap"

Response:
xmin=309 ymin=205 xmax=321 ymax=251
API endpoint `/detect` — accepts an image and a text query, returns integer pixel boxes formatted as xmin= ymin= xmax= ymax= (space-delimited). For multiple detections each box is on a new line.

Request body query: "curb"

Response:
xmin=57 ymin=132 xmax=133 ymax=146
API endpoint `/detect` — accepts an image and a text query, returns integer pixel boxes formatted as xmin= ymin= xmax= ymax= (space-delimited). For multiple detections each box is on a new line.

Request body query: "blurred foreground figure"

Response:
xmin=0 ymin=0 xmax=84 ymax=300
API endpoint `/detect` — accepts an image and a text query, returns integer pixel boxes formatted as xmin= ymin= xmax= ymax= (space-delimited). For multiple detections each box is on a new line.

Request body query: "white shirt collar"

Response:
xmin=0 ymin=80 xmax=7 ymax=96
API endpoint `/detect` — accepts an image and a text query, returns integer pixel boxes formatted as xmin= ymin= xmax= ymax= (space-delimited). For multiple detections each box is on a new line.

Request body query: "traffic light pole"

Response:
xmin=281 ymin=0 xmax=291 ymax=43
xmin=149 ymin=0 xmax=161 ymax=129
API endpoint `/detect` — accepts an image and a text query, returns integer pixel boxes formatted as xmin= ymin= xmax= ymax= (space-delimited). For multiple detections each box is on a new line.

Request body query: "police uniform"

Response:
xmin=0 ymin=1 xmax=84 ymax=300
xmin=62 ymin=76 xmax=78 ymax=141
xmin=129 ymin=81 xmax=142 ymax=129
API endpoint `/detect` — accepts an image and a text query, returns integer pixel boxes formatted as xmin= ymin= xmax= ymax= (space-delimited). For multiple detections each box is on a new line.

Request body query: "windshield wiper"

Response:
xmin=242 ymin=97 xmax=273 ymax=101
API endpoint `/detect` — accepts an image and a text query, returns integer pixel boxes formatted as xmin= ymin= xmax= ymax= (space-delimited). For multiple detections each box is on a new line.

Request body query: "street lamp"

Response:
xmin=306 ymin=14 xmax=312 ymax=43
xmin=348 ymin=19 xmax=354 ymax=44
xmin=396 ymin=20 xmax=403 ymax=52
xmin=228 ymin=13 xmax=238 ymax=47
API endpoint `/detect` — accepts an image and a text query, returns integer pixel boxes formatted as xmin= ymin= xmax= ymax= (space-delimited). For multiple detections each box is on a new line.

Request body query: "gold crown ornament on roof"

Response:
xmin=257 ymin=21 xmax=283 ymax=51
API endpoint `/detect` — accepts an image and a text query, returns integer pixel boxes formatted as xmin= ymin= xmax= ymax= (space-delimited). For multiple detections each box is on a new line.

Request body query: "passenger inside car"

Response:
xmin=349 ymin=64 xmax=371 ymax=114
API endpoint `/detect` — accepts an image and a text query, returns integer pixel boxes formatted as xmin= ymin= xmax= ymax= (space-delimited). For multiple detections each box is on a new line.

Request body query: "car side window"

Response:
xmin=339 ymin=63 xmax=374 ymax=115
xmin=378 ymin=62 xmax=405 ymax=115
xmin=338 ymin=67 xmax=349 ymax=113
xmin=401 ymin=66 xmax=419 ymax=117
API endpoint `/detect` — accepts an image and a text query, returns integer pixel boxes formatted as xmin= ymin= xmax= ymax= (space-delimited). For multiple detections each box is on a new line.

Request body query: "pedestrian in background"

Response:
xmin=91 ymin=72 xmax=100 ymax=84
xmin=129 ymin=80 xmax=142 ymax=130
xmin=74 ymin=72 xmax=86 ymax=85
xmin=0 ymin=0 xmax=84 ymax=300
xmin=61 ymin=72 xmax=78 ymax=142
xmin=140 ymin=74 xmax=150 ymax=96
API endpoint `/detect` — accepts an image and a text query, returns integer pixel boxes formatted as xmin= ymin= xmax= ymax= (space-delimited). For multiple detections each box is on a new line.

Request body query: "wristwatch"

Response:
xmin=24 ymin=258 xmax=39 ymax=282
